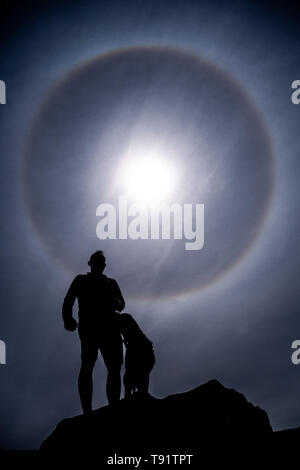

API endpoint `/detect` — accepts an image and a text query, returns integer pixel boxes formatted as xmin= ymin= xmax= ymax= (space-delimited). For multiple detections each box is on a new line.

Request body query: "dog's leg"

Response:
xmin=124 ymin=371 xmax=135 ymax=398
xmin=136 ymin=373 xmax=149 ymax=394
xmin=123 ymin=372 xmax=131 ymax=399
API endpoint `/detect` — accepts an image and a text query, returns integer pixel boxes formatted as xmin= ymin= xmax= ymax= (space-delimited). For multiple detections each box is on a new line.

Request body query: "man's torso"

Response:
xmin=75 ymin=273 xmax=120 ymax=334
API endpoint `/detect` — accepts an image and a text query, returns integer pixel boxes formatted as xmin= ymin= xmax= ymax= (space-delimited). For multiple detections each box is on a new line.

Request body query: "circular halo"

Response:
xmin=22 ymin=45 xmax=275 ymax=301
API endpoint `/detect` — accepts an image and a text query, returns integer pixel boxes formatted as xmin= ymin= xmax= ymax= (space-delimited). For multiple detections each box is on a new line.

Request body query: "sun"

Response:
xmin=120 ymin=155 xmax=177 ymax=205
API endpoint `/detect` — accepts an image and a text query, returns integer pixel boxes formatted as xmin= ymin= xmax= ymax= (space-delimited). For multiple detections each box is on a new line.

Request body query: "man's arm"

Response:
xmin=111 ymin=279 xmax=125 ymax=312
xmin=62 ymin=276 xmax=79 ymax=331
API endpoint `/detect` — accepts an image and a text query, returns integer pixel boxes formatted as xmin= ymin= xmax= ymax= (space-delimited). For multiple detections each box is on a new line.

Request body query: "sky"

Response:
xmin=0 ymin=0 xmax=300 ymax=449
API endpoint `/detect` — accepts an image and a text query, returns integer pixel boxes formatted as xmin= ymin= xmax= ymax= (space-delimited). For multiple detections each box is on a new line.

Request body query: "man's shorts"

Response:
xmin=79 ymin=329 xmax=123 ymax=368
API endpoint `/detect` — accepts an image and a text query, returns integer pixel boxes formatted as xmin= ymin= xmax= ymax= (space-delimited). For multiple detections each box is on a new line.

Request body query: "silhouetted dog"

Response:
xmin=118 ymin=313 xmax=155 ymax=398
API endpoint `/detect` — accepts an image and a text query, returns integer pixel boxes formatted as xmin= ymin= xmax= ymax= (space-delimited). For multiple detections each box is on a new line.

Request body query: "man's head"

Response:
xmin=88 ymin=250 xmax=106 ymax=274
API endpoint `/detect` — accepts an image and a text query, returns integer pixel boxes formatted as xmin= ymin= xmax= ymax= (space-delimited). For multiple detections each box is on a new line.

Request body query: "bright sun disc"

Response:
xmin=122 ymin=156 xmax=176 ymax=205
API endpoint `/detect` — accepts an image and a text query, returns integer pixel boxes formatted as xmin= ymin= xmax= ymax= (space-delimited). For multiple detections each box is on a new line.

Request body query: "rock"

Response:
xmin=40 ymin=379 xmax=273 ymax=461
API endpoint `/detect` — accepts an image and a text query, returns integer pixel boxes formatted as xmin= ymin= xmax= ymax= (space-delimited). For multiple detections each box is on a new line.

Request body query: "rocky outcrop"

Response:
xmin=41 ymin=379 xmax=274 ymax=461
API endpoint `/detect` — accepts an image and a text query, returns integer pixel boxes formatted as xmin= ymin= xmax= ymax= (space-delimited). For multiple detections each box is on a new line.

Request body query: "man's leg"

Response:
xmin=78 ymin=358 xmax=96 ymax=414
xmin=106 ymin=362 xmax=121 ymax=405
xmin=79 ymin=337 xmax=98 ymax=414
xmin=100 ymin=334 xmax=123 ymax=406
xmin=123 ymin=371 xmax=133 ymax=398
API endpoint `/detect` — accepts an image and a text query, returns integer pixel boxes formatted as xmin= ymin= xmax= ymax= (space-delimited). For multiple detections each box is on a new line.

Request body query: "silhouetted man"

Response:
xmin=62 ymin=251 xmax=125 ymax=413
